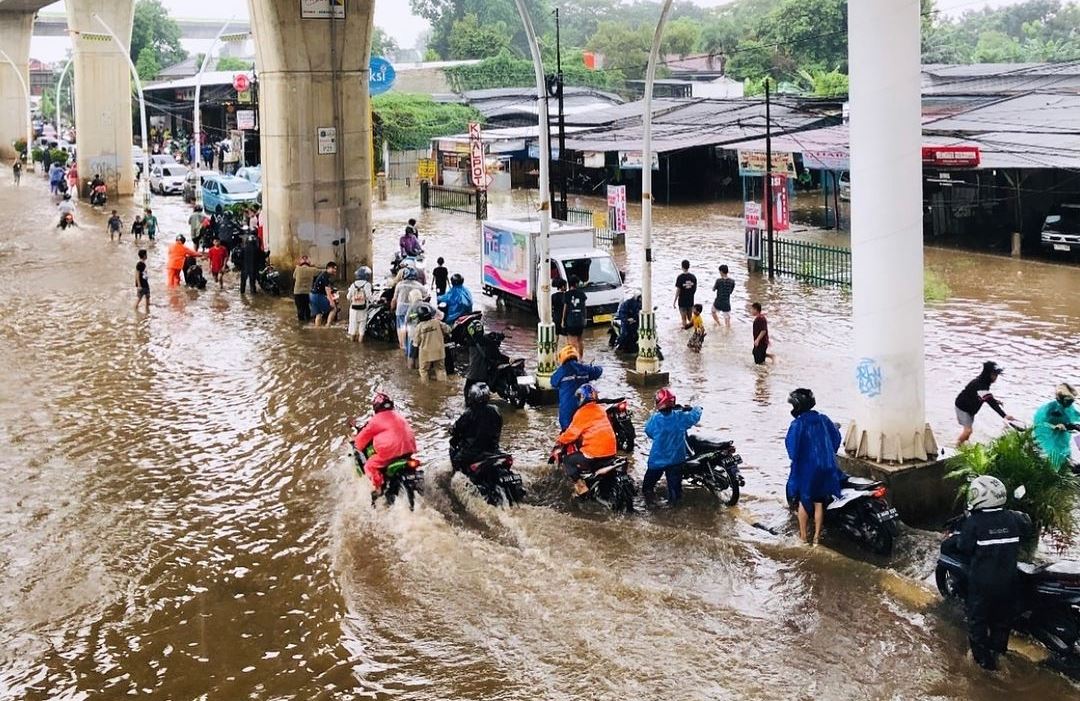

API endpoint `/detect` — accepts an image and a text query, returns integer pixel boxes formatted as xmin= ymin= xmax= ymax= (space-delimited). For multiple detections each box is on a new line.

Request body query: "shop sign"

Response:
xmin=232 ymin=74 xmax=250 ymax=92
xmin=369 ymin=57 xmax=396 ymax=96
xmin=922 ymin=145 xmax=980 ymax=168
xmin=417 ymin=159 xmax=436 ymax=179
xmin=607 ymin=185 xmax=627 ymax=234
xmin=618 ymin=150 xmax=659 ymax=170
xmin=469 ymin=122 xmax=485 ymax=191
xmin=744 ymin=201 xmax=761 ymax=228
xmin=738 ymin=150 xmax=795 ymax=176
xmin=236 ymin=110 xmax=255 ymax=131
xmin=801 ymin=150 xmax=849 ymax=172
xmin=301 ymin=0 xmax=344 ymax=19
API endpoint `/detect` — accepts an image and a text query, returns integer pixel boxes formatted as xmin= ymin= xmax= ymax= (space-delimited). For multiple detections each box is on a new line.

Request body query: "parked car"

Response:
xmin=1041 ymin=204 xmax=1080 ymax=256
xmin=183 ymin=169 xmax=217 ymax=203
xmin=236 ymin=165 xmax=262 ymax=187
xmin=150 ymin=163 xmax=190 ymax=195
xmin=838 ymin=171 xmax=850 ymax=201
xmin=202 ymin=174 xmax=260 ymax=213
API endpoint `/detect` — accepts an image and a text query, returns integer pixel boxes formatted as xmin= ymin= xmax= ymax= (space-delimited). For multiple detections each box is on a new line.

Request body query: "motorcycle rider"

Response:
xmin=353 ymin=392 xmax=418 ymax=498
xmin=942 ymin=475 xmax=1033 ymax=671
xmin=955 ymin=361 xmax=1014 ymax=446
xmin=449 ymin=382 xmax=503 ymax=473
xmin=464 ymin=318 xmax=507 ymax=400
xmin=390 ymin=267 xmax=428 ymax=349
xmin=550 ymin=345 xmax=604 ymax=431
xmin=555 ymin=384 xmax=618 ymax=497
xmin=57 ymin=193 xmax=76 ymax=228
xmin=643 ymin=388 xmax=702 ymax=506
xmin=437 ymin=273 xmax=474 ymax=325
xmin=399 ymin=221 xmax=423 ymax=257
xmin=614 ymin=290 xmax=642 ymax=352
xmin=1033 ymin=383 xmax=1080 ymax=470
xmin=785 ymin=388 xmax=843 ymax=546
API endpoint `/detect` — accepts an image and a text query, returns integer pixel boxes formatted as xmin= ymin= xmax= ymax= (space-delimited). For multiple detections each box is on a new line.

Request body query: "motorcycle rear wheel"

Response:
xmin=501 ymin=380 xmax=527 ymax=409
xmin=934 ymin=563 xmax=965 ymax=599
xmin=613 ymin=474 xmax=636 ymax=513
xmin=859 ymin=520 xmax=894 ymax=555
xmin=713 ymin=467 xmax=740 ymax=506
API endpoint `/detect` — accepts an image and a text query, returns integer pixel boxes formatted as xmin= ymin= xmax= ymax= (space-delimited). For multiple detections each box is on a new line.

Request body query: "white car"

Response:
xmin=150 ymin=163 xmax=190 ymax=195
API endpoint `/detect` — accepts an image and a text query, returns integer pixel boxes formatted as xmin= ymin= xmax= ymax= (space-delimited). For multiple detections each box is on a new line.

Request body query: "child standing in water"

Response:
xmin=687 ymin=304 xmax=705 ymax=352
xmin=131 ymin=215 xmax=145 ymax=241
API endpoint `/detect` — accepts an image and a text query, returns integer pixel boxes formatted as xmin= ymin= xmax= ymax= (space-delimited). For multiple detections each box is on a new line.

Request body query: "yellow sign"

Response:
xmin=592 ymin=211 xmax=607 ymax=230
xmin=417 ymin=158 xmax=436 ymax=179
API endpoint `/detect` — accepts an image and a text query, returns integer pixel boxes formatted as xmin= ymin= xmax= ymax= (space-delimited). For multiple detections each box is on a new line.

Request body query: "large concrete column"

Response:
xmin=66 ymin=0 xmax=135 ymax=196
xmin=249 ymin=0 xmax=374 ymax=271
xmin=0 ymin=11 xmax=33 ymax=161
xmin=844 ymin=0 xmax=937 ymax=462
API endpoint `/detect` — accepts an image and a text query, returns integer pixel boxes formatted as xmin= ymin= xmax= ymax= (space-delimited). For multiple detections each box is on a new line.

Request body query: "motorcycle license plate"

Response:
xmin=593 ymin=314 xmax=614 ymax=324
xmin=875 ymin=507 xmax=899 ymax=522
xmin=516 ymin=375 xmax=535 ymax=386
xmin=1053 ymin=244 xmax=1070 ymax=251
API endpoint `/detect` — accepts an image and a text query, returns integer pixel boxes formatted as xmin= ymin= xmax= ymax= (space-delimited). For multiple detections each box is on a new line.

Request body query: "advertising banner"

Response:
xmin=617 ymin=151 xmax=659 ymax=170
xmin=469 ymin=122 xmax=485 ymax=191
xmin=607 ymin=185 xmax=627 ymax=233
xmin=482 ymin=225 xmax=531 ymax=300
xmin=770 ymin=175 xmax=790 ymax=232
xmin=737 ymin=150 xmax=795 ymax=176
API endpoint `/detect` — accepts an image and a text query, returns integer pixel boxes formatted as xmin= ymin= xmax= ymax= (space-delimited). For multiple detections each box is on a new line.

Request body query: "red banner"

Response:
xmin=770 ymin=175 xmax=789 ymax=232
xmin=922 ymin=145 xmax=980 ymax=168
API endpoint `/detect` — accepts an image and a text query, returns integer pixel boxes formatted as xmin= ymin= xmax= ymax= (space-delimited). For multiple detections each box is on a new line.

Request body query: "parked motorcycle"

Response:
xmin=258 ymin=263 xmax=282 ymax=295
xmin=349 ymin=417 xmax=424 ymax=510
xmin=601 ymin=397 xmax=635 ymax=452
xmin=681 ymin=431 xmax=746 ymax=506
xmin=607 ymin=317 xmax=664 ymax=360
xmin=550 ymin=443 xmax=635 ymax=513
xmin=89 ymin=185 xmax=107 ymax=207
xmin=788 ymin=475 xmax=900 ymax=554
xmin=454 ymin=452 xmax=527 ymax=507
xmin=937 ymin=511 xmax=1080 ymax=664
xmin=444 ymin=310 xmax=484 ymax=373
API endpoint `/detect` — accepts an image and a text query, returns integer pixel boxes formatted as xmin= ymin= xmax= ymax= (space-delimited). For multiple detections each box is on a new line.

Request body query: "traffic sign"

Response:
xmin=417 ymin=159 xmax=436 ymax=179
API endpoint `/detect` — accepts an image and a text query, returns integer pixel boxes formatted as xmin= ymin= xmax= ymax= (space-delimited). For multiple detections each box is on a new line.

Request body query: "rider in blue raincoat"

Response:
xmin=785 ymin=388 xmax=843 ymax=545
xmin=437 ymin=273 xmax=473 ymax=324
xmin=550 ymin=345 xmax=603 ymax=430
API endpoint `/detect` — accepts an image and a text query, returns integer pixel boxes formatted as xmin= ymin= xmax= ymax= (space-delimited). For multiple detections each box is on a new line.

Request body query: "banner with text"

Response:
xmin=737 ymin=150 xmax=796 ymax=176
xmin=607 ymin=185 xmax=627 ymax=233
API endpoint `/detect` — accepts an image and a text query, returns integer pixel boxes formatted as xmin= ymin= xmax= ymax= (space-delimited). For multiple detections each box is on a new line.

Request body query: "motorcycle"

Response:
xmin=453 ymin=452 xmax=526 ymax=507
xmin=681 ymin=431 xmax=746 ymax=506
xmin=789 ymin=474 xmax=900 ymax=555
xmin=363 ymin=289 xmax=397 ymax=344
xmin=550 ymin=443 xmax=635 ymax=513
xmin=258 ymin=263 xmax=282 ymax=295
xmin=444 ymin=310 xmax=484 ymax=373
xmin=183 ymin=256 xmax=208 ymax=290
xmin=89 ymin=185 xmax=107 ymax=207
xmin=601 ymin=397 xmax=635 ymax=452
xmin=607 ymin=317 xmax=664 ymax=361
xmin=459 ymin=328 xmax=530 ymax=409
xmin=349 ymin=418 xmax=424 ymax=510
xmin=57 ymin=212 xmax=76 ymax=230
xmin=936 ymin=510 xmax=1080 ymax=664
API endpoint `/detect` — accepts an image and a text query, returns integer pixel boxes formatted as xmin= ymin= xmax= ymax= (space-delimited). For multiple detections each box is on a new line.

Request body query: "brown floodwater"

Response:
xmin=0 ymin=175 xmax=1077 ymax=700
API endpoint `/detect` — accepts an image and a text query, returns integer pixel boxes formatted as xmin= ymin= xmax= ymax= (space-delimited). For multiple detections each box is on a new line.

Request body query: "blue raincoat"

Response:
xmin=785 ymin=410 xmax=843 ymax=510
xmin=550 ymin=360 xmax=603 ymax=430
xmin=1033 ymin=399 xmax=1080 ymax=470
xmin=645 ymin=406 xmax=702 ymax=469
xmin=438 ymin=284 xmax=474 ymax=324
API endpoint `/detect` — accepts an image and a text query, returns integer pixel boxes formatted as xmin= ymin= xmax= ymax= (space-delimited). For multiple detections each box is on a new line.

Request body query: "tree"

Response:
xmin=448 ymin=13 xmax=511 ymax=60
xmin=585 ymin=21 xmax=654 ymax=80
xmin=372 ymin=27 xmax=400 ymax=58
xmin=972 ymin=30 xmax=1025 ymax=62
xmin=662 ymin=18 xmax=701 ymax=59
xmin=373 ymin=93 xmax=482 ymax=150
xmin=409 ymin=0 xmax=552 ymax=60
xmin=216 ymin=56 xmax=253 ymax=71
xmin=130 ymin=0 xmax=186 ymax=69
xmin=135 ymin=46 xmax=161 ymax=81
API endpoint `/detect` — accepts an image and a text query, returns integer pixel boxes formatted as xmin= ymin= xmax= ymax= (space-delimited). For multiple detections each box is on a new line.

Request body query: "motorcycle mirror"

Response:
xmin=1013 ymin=485 xmax=1026 ymax=500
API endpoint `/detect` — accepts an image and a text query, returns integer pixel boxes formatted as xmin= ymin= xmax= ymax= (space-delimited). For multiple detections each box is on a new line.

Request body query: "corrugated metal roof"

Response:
xmin=922 ymin=92 xmax=1080 ymax=133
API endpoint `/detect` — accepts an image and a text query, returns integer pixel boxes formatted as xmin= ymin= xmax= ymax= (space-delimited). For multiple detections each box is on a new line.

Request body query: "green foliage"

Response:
xmin=31 ymin=147 xmax=43 ymax=163
xmin=444 ymin=51 xmax=623 ymax=92
xmin=135 ymin=46 xmax=161 ymax=82
xmin=448 ymin=13 xmax=511 ymax=60
xmin=924 ymin=0 xmax=1080 ymax=64
xmin=948 ymin=429 xmax=1080 ymax=548
xmin=131 ymin=0 xmax=186 ymax=68
xmin=585 ymin=21 xmax=654 ymax=80
xmin=48 ymin=149 xmax=69 ymax=167
xmin=372 ymin=27 xmax=399 ymax=59
xmin=662 ymin=18 xmax=701 ymax=59
xmin=410 ymin=0 xmax=553 ymax=60
xmin=373 ymin=93 xmax=483 ymax=151
xmin=792 ymin=67 xmax=848 ymax=96
xmin=923 ymin=268 xmax=952 ymax=302
xmin=14 ymin=139 xmax=27 ymax=156
xmin=215 ymin=57 xmax=253 ymax=72
xmin=743 ymin=76 xmax=777 ymax=97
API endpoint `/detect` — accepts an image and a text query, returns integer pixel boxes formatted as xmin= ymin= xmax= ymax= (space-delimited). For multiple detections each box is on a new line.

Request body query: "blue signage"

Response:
xmin=369 ymin=56 xmax=396 ymax=96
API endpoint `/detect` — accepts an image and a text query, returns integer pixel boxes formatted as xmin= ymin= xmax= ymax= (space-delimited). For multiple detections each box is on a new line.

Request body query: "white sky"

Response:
xmin=30 ymin=0 xmax=1028 ymax=62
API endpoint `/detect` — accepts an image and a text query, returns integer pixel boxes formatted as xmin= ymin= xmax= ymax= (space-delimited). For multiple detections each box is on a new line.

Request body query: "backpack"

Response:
xmin=565 ymin=291 xmax=587 ymax=328
xmin=350 ymin=281 xmax=368 ymax=306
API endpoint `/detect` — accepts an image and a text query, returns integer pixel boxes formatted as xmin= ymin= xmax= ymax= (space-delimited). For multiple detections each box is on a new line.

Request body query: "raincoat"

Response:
xmin=354 ymin=410 xmax=417 ymax=491
xmin=645 ymin=406 xmax=703 ymax=469
xmin=557 ymin=402 xmax=616 ymax=459
xmin=785 ymin=410 xmax=843 ymax=509
xmin=167 ymin=241 xmax=194 ymax=287
xmin=1033 ymin=399 xmax=1080 ymax=470
xmin=437 ymin=284 xmax=474 ymax=324
xmin=550 ymin=360 xmax=603 ymax=430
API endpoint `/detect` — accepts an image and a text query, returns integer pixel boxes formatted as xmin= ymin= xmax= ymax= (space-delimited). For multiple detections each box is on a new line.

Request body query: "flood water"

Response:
xmin=0 ymin=175 xmax=1078 ymax=700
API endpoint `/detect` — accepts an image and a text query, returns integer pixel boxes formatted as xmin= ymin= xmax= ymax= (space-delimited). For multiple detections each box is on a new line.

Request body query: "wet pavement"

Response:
xmin=0 ymin=172 xmax=1077 ymax=700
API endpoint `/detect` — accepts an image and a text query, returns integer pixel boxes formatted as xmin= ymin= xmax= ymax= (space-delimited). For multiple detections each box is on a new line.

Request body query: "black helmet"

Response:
xmin=982 ymin=361 xmax=1004 ymax=377
xmin=788 ymin=388 xmax=816 ymax=418
xmin=466 ymin=382 xmax=491 ymax=408
xmin=451 ymin=273 xmax=464 ymax=286
xmin=416 ymin=303 xmax=435 ymax=322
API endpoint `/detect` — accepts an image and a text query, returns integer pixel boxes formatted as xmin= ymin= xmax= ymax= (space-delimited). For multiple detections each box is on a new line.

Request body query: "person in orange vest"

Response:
xmin=166 ymin=235 xmax=204 ymax=287
xmin=555 ymin=383 xmax=617 ymax=496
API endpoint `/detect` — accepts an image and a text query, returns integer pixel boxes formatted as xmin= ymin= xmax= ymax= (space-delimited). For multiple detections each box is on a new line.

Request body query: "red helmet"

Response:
xmin=655 ymin=387 xmax=677 ymax=411
xmin=372 ymin=391 xmax=394 ymax=413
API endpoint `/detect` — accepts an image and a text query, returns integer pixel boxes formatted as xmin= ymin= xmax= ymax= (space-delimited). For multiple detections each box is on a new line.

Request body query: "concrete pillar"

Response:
xmin=0 ymin=11 xmax=33 ymax=161
xmin=249 ymin=0 xmax=374 ymax=272
xmin=66 ymin=0 xmax=136 ymax=196
xmin=844 ymin=0 xmax=937 ymax=463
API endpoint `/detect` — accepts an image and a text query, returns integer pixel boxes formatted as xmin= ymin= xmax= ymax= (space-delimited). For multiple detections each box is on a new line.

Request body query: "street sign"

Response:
xmin=469 ymin=122 xmax=485 ymax=191
xmin=301 ymin=0 xmax=345 ymax=19
xmin=744 ymin=201 xmax=761 ymax=228
xmin=417 ymin=158 xmax=436 ymax=180
xmin=232 ymin=73 xmax=250 ymax=92
xmin=369 ymin=56 xmax=396 ymax=96
xmin=237 ymin=110 xmax=255 ymax=131
xmin=606 ymin=185 xmax=627 ymax=233
xmin=317 ymin=127 xmax=337 ymax=155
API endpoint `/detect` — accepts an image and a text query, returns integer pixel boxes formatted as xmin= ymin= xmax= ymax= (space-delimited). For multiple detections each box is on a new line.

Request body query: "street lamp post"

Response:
xmin=194 ymin=18 xmax=240 ymax=207
xmin=0 ymin=48 xmax=33 ymax=173
xmin=91 ymin=12 xmax=151 ymax=207
xmin=632 ymin=0 xmax=673 ymax=386
xmin=513 ymin=0 xmax=557 ymax=389
xmin=55 ymin=57 xmax=73 ymax=143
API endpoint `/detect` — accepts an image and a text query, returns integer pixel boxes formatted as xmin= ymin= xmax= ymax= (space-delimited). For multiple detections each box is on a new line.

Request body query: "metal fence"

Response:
xmin=420 ymin=182 xmax=487 ymax=220
xmin=764 ymin=236 xmax=851 ymax=286
xmin=558 ymin=206 xmax=619 ymax=245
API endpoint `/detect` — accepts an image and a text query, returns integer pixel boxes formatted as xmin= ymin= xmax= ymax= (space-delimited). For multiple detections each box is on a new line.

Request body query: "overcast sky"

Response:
xmin=31 ymin=0 xmax=1028 ymax=61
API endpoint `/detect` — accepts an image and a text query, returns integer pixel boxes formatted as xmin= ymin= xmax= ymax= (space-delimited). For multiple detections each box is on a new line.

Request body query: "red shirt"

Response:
xmin=753 ymin=313 xmax=769 ymax=348
xmin=208 ymin=245 xmax=228 ymax=274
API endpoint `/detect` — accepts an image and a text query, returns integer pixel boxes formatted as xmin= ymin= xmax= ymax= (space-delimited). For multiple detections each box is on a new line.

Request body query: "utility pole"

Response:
xmin=764 ymin=79 xmax=774 ymax=280
xmin=547 ymin=7 xmax=567 ymax=221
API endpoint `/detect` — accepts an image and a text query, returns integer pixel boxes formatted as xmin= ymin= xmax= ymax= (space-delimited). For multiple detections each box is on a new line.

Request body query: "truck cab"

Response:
xmin=1042 ymin=204 xmax=1080 ymax=257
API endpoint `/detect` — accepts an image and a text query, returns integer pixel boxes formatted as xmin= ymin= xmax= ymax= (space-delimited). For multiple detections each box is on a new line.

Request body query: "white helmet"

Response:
xmin=968 ymin=475 xmax=1007 ymax=511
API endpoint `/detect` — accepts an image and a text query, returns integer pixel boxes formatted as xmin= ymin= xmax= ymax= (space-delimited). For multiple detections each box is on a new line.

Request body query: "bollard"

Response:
xmin=1011 ymin=231 xmax=1022 ymax=258
xmin=377 ymin=172 xmax=387 ymax=201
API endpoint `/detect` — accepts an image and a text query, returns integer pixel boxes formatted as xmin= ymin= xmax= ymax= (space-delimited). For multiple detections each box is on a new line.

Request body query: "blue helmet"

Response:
xmin=354 ymin=265 xmax=371 ymax=281
xmin=575 ymin=383 xmax=598 ymax=407
xmin=403 ymin=267 xmax=418 ymax=281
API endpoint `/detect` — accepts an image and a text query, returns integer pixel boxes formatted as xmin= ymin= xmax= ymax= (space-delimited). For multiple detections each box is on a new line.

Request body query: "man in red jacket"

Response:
xmin=354 ymin=392 xmax=417 ymax=493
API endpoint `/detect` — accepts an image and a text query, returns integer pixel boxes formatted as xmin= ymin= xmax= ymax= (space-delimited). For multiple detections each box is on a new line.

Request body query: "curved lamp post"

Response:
xmin=0 ymin=47 xmax=33 ymax=171
xmin=55 ymin=57 xmax=73 ymax=142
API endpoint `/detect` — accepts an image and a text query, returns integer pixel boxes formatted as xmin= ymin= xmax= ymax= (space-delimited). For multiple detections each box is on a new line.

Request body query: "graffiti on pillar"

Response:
xmin=855 ymin=357 xmax=883 ymax=398
xmin=87 ymin=155 xmax=120 ymax=191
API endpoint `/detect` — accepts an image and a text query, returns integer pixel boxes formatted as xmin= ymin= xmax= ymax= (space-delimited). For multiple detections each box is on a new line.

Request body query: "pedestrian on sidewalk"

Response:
xmin=11 ymin=158 xmax=22 ymax=186
xmin=107 ymin=210 xmax=123 ymax=242
xmin=674 ymin=259 xmax=697 ymax=329
xmin=711 ymin=264 xmax=735 ymax=328
xmin=293 ymin=256 xmax=317 ymax=323
xmin=687 ymin=304 xmax=705 ymax=352
xmin=134 ymin=249 xmax=150 ymax=313
xmin=143 ymin=208 xmax=158 ymax=241
xmin=432 ymin=256 xmax=449 ymax=297
xmin=207 ymin=237 xmax=229 ymax=289
xmin=131 ymin=215 xmax=145 ymax=241
xmin=561 ymin=275 xmax=588 ymax=359
xmin=751 ymin=302 xmax=773 ymax=365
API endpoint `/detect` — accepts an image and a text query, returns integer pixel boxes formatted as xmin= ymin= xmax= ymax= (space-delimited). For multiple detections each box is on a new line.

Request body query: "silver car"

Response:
xmin=150 ymin=163 xmax=190 ymax=195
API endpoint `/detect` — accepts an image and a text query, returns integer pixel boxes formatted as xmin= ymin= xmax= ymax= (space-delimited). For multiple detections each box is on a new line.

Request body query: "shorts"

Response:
xmin=752 ymin=345 xmax=767 ymax=365
xmin=137 ymin=287 xmax=150 ymax=299
xmin=713 ymin=300 xmax=731 ymax=313
xmin=396 ymin=312 xmax=408 ymax=330
xmin=310 ymin=293 xmax=331 ymax=317
xmin=678 ymin=303 xmax=694 ymax=314
xmin=564 ymin=325 xmax=584 ymax=338
xmin=955 ymin=407 xmax=975 ymax=428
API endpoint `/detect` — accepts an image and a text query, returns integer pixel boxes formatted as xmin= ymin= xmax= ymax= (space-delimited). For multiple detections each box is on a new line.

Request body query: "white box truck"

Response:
xmin=481 ymin=218 xmax=624 ymax=325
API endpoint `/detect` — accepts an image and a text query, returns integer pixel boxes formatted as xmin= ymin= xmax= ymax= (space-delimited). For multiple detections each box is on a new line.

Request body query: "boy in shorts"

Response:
xmin=711 ymin=264 xmax=735 ymax=328
xmin=134 ymin=249 xmax=150 ymax=312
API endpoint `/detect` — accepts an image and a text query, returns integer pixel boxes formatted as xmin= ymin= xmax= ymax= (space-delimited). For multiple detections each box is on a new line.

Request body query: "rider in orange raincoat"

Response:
xmin=353 ymin=392 xmax=418 ymax=493
xmin=167 ymin=235 xmax=200 ymax=287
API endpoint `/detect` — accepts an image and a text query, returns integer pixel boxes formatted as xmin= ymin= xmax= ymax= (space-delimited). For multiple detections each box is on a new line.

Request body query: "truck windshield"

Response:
xmin=1053 ymin=207 xmax=1080 ymax=232
xmin=563 ymin=256 xmax=622 ymax=290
